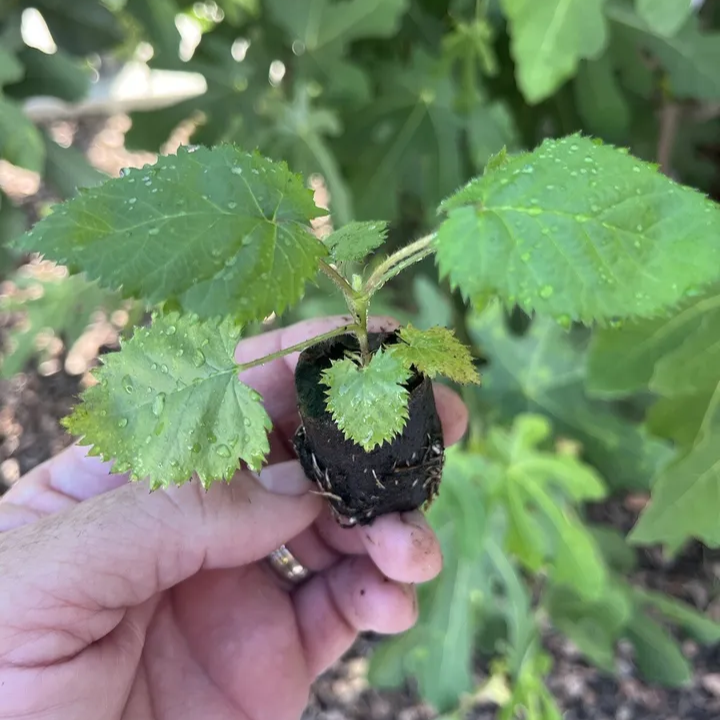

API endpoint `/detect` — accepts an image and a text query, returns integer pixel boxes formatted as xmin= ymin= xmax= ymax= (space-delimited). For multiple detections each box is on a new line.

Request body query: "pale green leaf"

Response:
xmin=469 ymin=305 xmax=674 ymax=490
xmin=267 ymin=0 xmax=408 ymax=54
xmin=586 ymin=287 xmax=720 ymax=397
xmin=0 ymin=273 xmax=124 ymax=378
xmin=636 ymin=0 xmax=693 ymax=37
xmin=15 ymin=145 xmax=327 ymax=321
xmin=437 ymin=135 xmax=720 ymax=323
xmin=64 ymin=313 xmax=272 ymax=488
xmin=389 ymin=324 xmax=480 ymax=384
xmin=0 ymin=48 xmax=24 ymax=87
xmin=626 ymin=611 xmax=692 ymax=687
xmin=609 ymin=4 xmax=720 ymax=99
xmin=324 ymin=220 xmax=388 ymax=264
xmin=0 ymin=97 xmax=44 ymax=172
xmin=500 ymin=0 xmax=608 ymax=103
xmin=466 ymin=102 xmax=520 ymax=170
xmin=321 ymin=350 xmax=411 ymax=450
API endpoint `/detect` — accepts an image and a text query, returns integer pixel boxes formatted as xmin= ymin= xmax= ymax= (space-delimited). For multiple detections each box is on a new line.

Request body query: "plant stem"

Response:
xmin=319 ymin=260 xmax=355 ymax=297
xmin=236 ymin=324 xmax=357 ymax=372
xmin=364 ymin=233 xmax=437 ymax=294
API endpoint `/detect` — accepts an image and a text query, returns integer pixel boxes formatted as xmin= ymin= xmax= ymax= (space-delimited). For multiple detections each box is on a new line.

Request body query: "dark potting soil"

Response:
xmin=293 ymin=331 xmax=444 ymax=526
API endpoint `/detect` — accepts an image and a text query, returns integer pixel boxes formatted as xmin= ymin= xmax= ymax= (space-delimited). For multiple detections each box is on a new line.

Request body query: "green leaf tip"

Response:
xmin=15 ymin=144 xmax=328 ymax=322
xmin=64 ymin=312 xmax=272 ymax=489
xmin=321 ymin=349 xmax=411 ymax=451
xmin=389 ymin=324 xmax=480 ymax=385
xmin=436 ymin=134 xmax=720 ymax=324
xmin=324 ymin=220 xmax=389 ymax=264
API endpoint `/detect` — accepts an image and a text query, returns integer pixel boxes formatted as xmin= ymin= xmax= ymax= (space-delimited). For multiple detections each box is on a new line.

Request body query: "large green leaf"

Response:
xmin=635 ymin=0 xmax=693 ymax=37
xmin=267 ymin=0 xmax=408 ymax=55
xmin=15 ymin=145 xmax=327 ymax=322
xmin=0 ymin=273 xmax=124 ymax=378
xmin=0 ymin=97 xmax=45 ymax=172
xmin=588 ymin=285 xmax=720 ymax=397
xmin=436 ymin=136 xmax=720 ymax=323
xmin=341 ymin=49 xmax=465 ymax=219
xmin=321 ymin=349 xmax=411 ymax=450
xmin=470 ymin=305 xmax=674 ymax=490
xmin=65 ymin=313 xmax=272 ymax=488
xmin=500 ymin=0 xmax=608 ymax=103
xmin=609 ymin=3 xmax=720 ymax=99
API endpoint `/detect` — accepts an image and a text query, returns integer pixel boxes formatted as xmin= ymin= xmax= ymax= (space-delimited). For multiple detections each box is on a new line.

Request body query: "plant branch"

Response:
xmin=364 ymin=233 xmax=437 ymax=295
xmin=236 ymin=324 xmax=356 ymax=372
xmin=657 ymin=101 xmax=681 ymax=177
xmin=319 ymin=260 xmax=354 ymax=297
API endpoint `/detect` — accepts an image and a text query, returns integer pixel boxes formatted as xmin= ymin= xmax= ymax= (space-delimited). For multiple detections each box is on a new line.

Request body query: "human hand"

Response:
xmin=0 ymin=316 xmax=468 ymax=720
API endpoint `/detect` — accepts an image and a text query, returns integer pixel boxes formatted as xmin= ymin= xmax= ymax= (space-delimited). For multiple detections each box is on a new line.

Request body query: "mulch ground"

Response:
xmin=1 ymin=115 xmax=720 ymax=720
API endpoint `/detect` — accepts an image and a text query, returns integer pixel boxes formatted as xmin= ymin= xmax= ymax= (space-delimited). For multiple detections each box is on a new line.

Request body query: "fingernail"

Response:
xmin=255 ymin=461 xmax=313 ymax=496
xmin=400 ymin=510 xmax=429 ymax=531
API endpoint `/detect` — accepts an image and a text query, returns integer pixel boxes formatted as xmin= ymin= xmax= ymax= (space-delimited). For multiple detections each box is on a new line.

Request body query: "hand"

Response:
xmin=0 ymin=316 xmax=468 ymax=720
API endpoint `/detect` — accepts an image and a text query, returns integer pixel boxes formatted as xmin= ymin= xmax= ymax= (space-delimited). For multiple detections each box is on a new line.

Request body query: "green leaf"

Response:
xmin=342 ymin=49 xmax=465 ymax=219
xmin=0 ymin=47 xmax=24 ymax=87
xmin=500 ymin=0 xmax=608 ymax=103
xmin=588 ymin=284 xmax=720 ymax=397
xmin=124 ymin=0 xmax=182 ymax=68
xmin=466 ymin=102 xmax=520 ymax=171
xmin=0 ymin=97 xmax=44 ymax=172
xmin=43 ymin=134 xmax=107 ymax=199
xmin=635 ymin=0 xmax=693 ymax=37
xmin=0 ymin=273 xmax=124 ymax=378
xmin=631 ymin=407 xmax=720 ymax=547
xmin=389 ymin=324 xmax=480 ymax=384
xmin=574 ymin=55 xmax=631 ymax=143
xmin=267 ymin=0 xmax=408 ymax=55
xmin=546 ymin=584 xmax=631 ymax=671
xmin=469 ymin=305 xmax=674 ymax=490
xmin=321 ymin=350 xmax=411 ymax=451
xmin=323 ymin=221 xmax=388 ymax=264
xmin=5 ymin=47 xmax=90 ymax=102
xmin=64 ymin=313 xmax=272 ymax=488
xmin=15 ymin=145 xmax=327 ymax=322
xmin=437 ymin=135 xmax=720 ymax=323
xmin=633 ymin=588 xmax=720 ymax=644
xmin=609 ymin=4 xmax=720 ymax=99
xmin=486 ymin=415 xmax=608 ymax=598
xmin=626 ymin=611 xmax=692 ymax=687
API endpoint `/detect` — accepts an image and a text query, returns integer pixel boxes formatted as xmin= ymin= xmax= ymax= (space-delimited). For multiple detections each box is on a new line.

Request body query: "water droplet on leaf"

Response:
xmin=152 ymin=393 xmax=166 ymax=417
xmin=123 ymin=375 xmax=134 ymax=393
xmin=215 ymin=444 xmax=231 ymax=458
xmin=192 ymin=350 xmax=205 ymax=367
xmin=118 ymin=418 xmax=128 ymax=428
xmin=539 ymin=285 xmax=554 ymax=299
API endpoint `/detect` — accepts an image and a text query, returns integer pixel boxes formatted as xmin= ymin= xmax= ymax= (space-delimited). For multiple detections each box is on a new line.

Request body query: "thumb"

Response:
xmin=0 ymin=462 xmax=321 ymax=615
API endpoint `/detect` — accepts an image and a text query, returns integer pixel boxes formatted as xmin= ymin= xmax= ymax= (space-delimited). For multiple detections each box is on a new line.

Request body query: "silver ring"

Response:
xmin=266 ymin=544 xmax=312 ymax=585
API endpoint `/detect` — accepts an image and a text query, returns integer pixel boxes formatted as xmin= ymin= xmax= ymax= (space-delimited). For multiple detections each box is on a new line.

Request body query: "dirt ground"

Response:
xmin=1 ymin=116 xmax=720 ymax=719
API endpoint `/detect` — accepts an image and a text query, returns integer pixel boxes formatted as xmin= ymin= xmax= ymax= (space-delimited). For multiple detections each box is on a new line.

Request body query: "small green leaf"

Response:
xmin=321 ymin=350 xmax=411 ymax=450
xmin=626 ymin=611 xmax=692 ymax=687
xmin=324 ymin=220 xmax=388 ymax=264
xmin=635 ymin=0 xmax=693 ymax=37
xmin=64 ymin=313 xmax=272 ymax=488
xmin=500 ymin=0 xmax=608 ymax=103
xmin=437 ymin=135 xmax=720 ymax=323
xmin=0 ymin=97 xmax=44 ymax=172
xmin=15 ymin=145 xmax=327 ymax=322
xmin=389 ymin=324 xmax=480 ymax=384
xmin=0 ymin=273 xmax=124 ymax=378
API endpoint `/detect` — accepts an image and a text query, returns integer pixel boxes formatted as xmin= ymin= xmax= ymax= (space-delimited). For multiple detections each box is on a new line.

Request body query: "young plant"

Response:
xmin=13 ymin=135 xmax=720 ymax=527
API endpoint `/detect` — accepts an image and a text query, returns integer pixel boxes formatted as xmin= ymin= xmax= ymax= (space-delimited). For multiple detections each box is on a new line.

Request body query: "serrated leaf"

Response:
xmin=0 ymin=97 xmax=44 ymax=172
xmin=588 ymin=285 xmax=720 ymax=397
xmin=626 ymin=611 xmax=692 ymax=687
xmin=500 ymin=0 xmax=608 ymax=103
xmin=321 ymin=350 xmax=411 ymax=451
xmin=15 ymin=146 xmax=327 ymax=322
xmin=0 ymin=272 xmax=124 ymax=378
xmin=64 ymin=313 xmax=272 ymax=488
xmin=635 ymin=0 xmax=693 ymax=37
xmin=469 ymin=305 xmax=674 ymax=490
xmin=609 ymin=4 xmax=720 ymax=99
xmin=324 ymin=221 xmax=388 ymax=264
xmin=437 ymin=135 xmax=720 ymax=323
xmin=389 ymin=324 xmax=480 ymax=384
xmin=267 ymin=0 xmax=408 ymax=55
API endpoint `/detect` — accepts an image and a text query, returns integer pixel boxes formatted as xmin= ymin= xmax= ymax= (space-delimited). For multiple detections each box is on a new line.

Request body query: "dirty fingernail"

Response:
xmin=255 ymin=461 xmax=313 ymax=496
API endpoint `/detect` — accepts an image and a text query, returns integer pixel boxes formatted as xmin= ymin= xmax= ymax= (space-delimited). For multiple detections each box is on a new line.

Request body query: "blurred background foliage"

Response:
xmin=1 ymin=0 xmax=720 ymax=717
